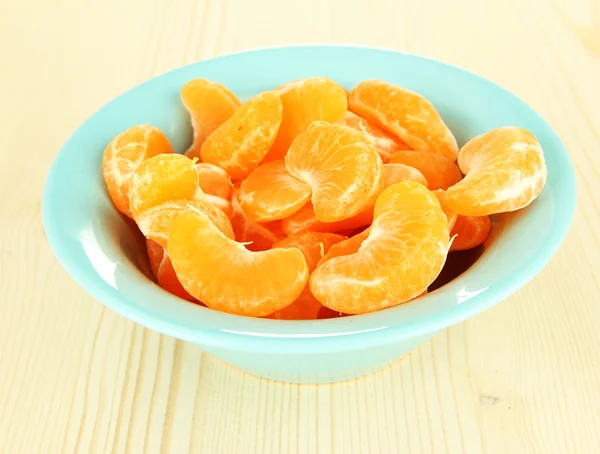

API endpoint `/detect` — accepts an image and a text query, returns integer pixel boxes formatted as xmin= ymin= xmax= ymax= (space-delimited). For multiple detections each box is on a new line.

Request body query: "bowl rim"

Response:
xmin=43 ymin=44 xmax=577 ymax=354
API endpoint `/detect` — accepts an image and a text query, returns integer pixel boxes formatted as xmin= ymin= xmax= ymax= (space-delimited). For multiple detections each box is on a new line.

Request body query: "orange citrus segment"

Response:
xmin=181 ymin=79 xmax=241 ymax=159
xmin=265 ymin=77 xmax=347 ymax=161
xmin=146 ymin=239 xmax=196 ymax=301
xmin=431 ymin=189 xmax=458 ymax=231
xmin=146 ymin=238 xmax=164 ymax=278
xmin=102 ymin=125 xmax=173 ymax=218
xmin=285 ymin=122 xmax=384 ymax=222
xmin=200 ymin=91 xmax=282 ymax=180
xmin=265 ymin=288 xmax=323 ymax=320
xmin=383 ymin=163 xmax=428 ymax=187
xmin=204 ymin=194 xmax=234 ymax=219
xmin=137 ymin=199 xmax=234 ymax=248
xmin=267 ymin=232 xmax=346 ymax=320
xmin=445 ymin=127 xmax=547 ymax=216
xmin=274 ymin=232 xmax=347 ymax=271
xmin=450 ymin=215 xmax=492 ymax=251
xmin=231 ymin=188 xmax=286 ymax=251
xmin=349 ymin=80 xmax=458 ymax=161
xmin=339 ymin=111 xmax=411 ymax=162
xmin=281 ymin=162 xmax=427 ymax=236
xmin=168 ymin=212 xmax=309 ymax=316
xmin=310 ymin=181 xmax=450 ymax=314
xmin=281 ymin=201 xmax=374 ymax=236
xmin=158 ymin=254 xmax=197 ymax=302
xmin=239 ymin=160 xmax=311 ymax=222
xmin=316 ymin=229 xmax=370 ymax=266
xmin=129 ymin=154 xmax=198 ymax=220
xmin=388 ymin=149 xmax=462 ymax=190
xmin=195 ymin=162 xmax=232 ymax=199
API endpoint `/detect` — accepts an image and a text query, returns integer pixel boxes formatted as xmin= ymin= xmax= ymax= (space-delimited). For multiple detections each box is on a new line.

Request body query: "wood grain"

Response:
xmin=1 ymin=0 xmax=599 ymax=452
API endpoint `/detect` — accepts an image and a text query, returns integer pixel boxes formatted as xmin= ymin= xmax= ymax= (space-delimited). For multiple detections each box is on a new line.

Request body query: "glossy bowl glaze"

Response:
xmin=43 ymin=45 xmax=576 ymax=383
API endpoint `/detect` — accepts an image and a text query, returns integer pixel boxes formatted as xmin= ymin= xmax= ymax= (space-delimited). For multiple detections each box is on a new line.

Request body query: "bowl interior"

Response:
xmin=43 ymin=45 xmax=576 ymax=354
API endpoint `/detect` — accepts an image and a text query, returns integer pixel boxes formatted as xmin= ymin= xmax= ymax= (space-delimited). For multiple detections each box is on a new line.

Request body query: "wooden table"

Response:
xmin=2 ymin=0 xmax=599 ymax=452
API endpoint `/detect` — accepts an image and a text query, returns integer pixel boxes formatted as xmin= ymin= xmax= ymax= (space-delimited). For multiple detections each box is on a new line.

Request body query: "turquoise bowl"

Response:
xmin=43 ymin=45 xmax=576 ymax=383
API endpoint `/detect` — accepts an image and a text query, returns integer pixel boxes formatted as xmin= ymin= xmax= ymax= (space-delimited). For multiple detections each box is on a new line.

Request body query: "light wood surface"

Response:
xmin=1 ymin=0 xmax=599 ymax=452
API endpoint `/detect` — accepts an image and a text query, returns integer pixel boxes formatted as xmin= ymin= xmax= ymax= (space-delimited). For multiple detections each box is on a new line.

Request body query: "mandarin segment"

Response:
xmin=195 ymin=162 xmax=232 ymax=199
xmin=450 ymin=215 xmax=492 ymax=251
xmin=267 ymin=232 xmax=346 ymax=320
xmin=266 ymin=288 xmax=323 ymax=320
xmin=146 ymin=238 xmax=164 ymax=278
xmin=285 ymin=122 xmax=384 ymax=222
xmin=200 ymin=91 xmax=282 ymax=180
xmin=274 ymin=232 xmax=347 ymax=271
xmin=316 ymin=229 xmax=370 ymax=266
xmin=432 ymin=189 xmax=458 ymax=231
xmin=383 ymin=163 xmax=428 ymax=187
xmin=388 ymin=149 xmax=462 ymax=190
xmin=281 ymin=162 xmax=428 ymax=236
xmin=349 ymin=80 xmax=458 ymax=160
xmin=239 ymin=160 xmax=311 ymax=222
xmin=168 ymin=212 xmax=309 ymax=316
xmin=339 ymin=111 xmax=411 ymax=162
xmin=445 ymin=127 xmax=547 ymax=216
xmin=265 ymin=77 xmax=348 ymax=161
xmin=102 ymin=125 xmax=173 ymax=218
xmin=204 ymin=194 xmax=234 ymax=219
xmin=129 ymin=154 xmax=198 ymax=220
xmin=146 ymin=239 xmax=196 ymax=301
xmin=181 ymin=79 xmax=241 ymax=159
xmin=137 ymin=199 xmax=234 ymax=248
xmin=231 ymin=188 xmax=286 ymax=251
xmin=281 ymin=201 xmax=374 ymax=236
xmin=310 ymin=182 xmax=450 ymax=314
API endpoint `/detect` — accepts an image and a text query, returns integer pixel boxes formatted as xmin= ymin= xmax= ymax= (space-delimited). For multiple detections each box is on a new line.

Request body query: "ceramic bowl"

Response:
xmin=43 ymin=45 xmax=576 ymax=383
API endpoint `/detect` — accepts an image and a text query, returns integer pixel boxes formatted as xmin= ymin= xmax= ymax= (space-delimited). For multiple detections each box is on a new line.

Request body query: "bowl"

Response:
xmin=42 ymin=45 xmax=576 ymax=383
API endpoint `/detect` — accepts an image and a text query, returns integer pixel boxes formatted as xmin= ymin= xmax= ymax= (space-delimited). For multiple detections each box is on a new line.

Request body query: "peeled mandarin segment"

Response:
xmin=266 ymin=288 xmax=322 ymax=320
xmin=445 ymin=127 xmax=547 ymax=216
xmin=348 ymin=80 xmax=458 ymax=161
xmin=146 ymin=239 xmax=197 ymax=301
xmin=274 ymin=232 xmax=347 ymax=272
xmin=168 ymin=212 xmax=309 ymax=317
xmin=432 ymin=189 xmax=458 ymax=231
xmin=146 ymin=238 xmax=164 ymax=278
xmin=102 ymin=125 xmax=173 ymax=218
xmin=310 ymin=181 xmax=450 ymax=314
xmin=268 ymin=232 xmax=346 ymax=320
xmin=450 ymin=215 xmax=492 ymax=251
xmin=280 ymin=160 xmax=412 ymax=236
xmin=281 ymin=201 xmax=373 ymax=236
xmin=157 ymin=253 xmax=198 ymax=302
xmin=129 ymin=154 xmax=198 ymax=220
xmin=388 ymin=149 xmax=462 ymax=190
xmin=316 ymin=229 xmax=370 ymax=267
xmin=195 ymin=162 xmax=232 ymax=199
xmin=200 ymin=91 xmax=282 ymax=180
xmin=136 ymin=199 xmax=234 ymax=248
xmin=204 ymin=194 xmax=234 ymax=219
xmin=239 ymin=160 xmax=311 ymax=222
xmin=285 ymin=122 xmax=384 ymax=222
xmin=181 ymin=79 xmax=241 ymax=159
xmin=339 ymin=111 xmax=411 ymax=162
xmin=231 ymin=189 xmax=286 ymax=251
xmin=383 ymin=163 xmax=428 ymax=187
xmin=265 ymin=77 xmax=348 ymax=161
